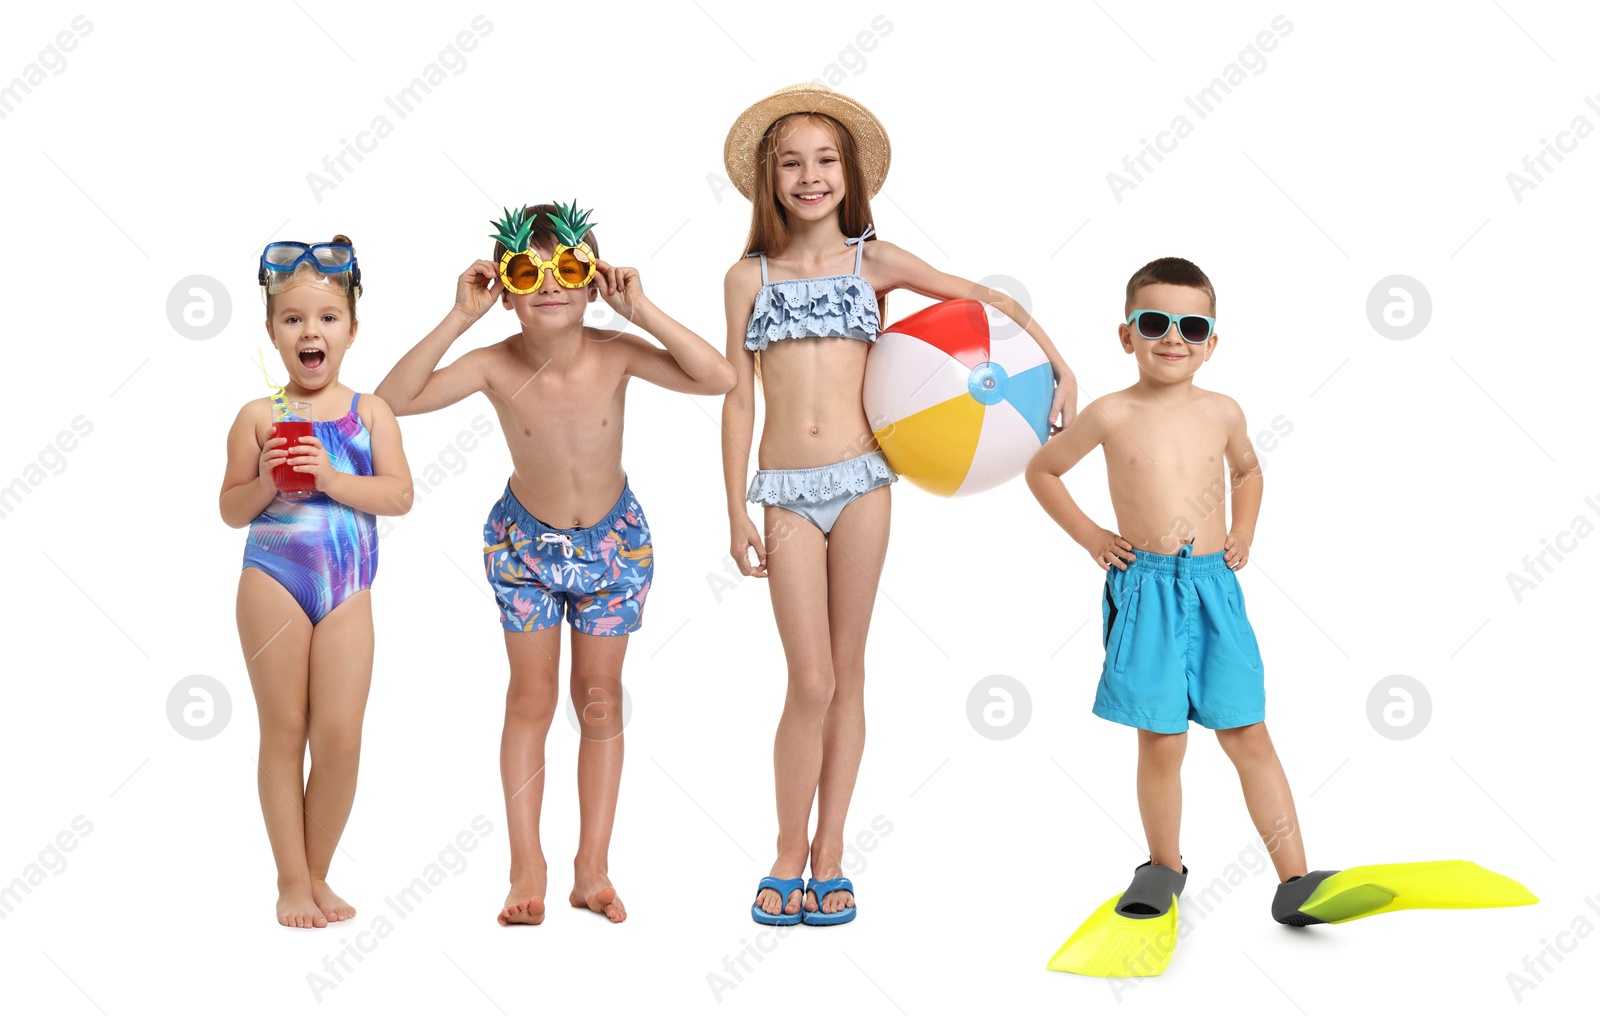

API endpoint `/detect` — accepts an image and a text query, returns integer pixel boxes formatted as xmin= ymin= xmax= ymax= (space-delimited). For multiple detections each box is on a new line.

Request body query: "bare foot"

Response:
xmin=570 ymin=872 xmax=626 ymax=923
xmin=754 ymin=875 xmax=804 ymax=920
xmin=310 ymin=878 xmax=356 ymax=923
xmin=804 ymin=863 xmax=855 ymax=916
xmin=499 ymin=879 xmax=547 ymax=926
xmin=277 ymin=882 xmax=329 ymax=929
xmin=804 ymin=882 xmax=855 ymax=915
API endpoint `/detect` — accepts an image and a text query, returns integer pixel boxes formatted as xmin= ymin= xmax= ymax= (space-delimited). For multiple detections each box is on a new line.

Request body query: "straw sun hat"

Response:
xmin=722 ymin=83 xmax=891 ymax=201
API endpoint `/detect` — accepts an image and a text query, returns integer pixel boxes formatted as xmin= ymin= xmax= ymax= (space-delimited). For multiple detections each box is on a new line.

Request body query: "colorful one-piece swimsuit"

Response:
xmin=743 ymin=225 xmax=898 ymax=535
xmin=242 ymin=392 xmax=378 ymax=624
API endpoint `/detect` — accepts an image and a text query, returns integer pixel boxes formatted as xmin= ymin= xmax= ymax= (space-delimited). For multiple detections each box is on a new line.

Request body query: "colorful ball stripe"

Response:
xmin=864 ymin=299 xmax=1053 ymax=497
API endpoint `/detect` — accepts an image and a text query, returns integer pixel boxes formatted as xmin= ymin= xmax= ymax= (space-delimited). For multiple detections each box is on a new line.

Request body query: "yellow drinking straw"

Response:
xmin=255 ymin=346 xmax=288 ymax=411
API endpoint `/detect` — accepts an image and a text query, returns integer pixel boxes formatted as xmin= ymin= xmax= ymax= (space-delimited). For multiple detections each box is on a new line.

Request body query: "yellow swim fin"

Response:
xmin=1048 ymin=862 xmax=1185 ymax=977
xmin=1273 ymin=860 xmax=1538 ymax=926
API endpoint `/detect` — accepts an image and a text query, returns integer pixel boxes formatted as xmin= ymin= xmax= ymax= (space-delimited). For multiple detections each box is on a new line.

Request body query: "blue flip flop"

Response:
xmin=751 ymin=876 xmax=805 ymax=926
xmin=802 ymin=876 xmax=856 ymax=925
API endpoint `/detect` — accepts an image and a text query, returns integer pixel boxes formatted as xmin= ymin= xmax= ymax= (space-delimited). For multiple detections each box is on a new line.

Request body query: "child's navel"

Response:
xmin=524 ymin=428 xmax=532 ymax=436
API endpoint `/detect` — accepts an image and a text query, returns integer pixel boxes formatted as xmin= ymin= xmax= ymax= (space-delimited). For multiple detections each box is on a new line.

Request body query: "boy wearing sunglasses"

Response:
xmin=1028 ymin=258 xmax=1538 ymax=975
xmin=376 ymin=202 xmax=736 ymax=926
xmin=1026 ymin=256 xmax=1307 ymax=959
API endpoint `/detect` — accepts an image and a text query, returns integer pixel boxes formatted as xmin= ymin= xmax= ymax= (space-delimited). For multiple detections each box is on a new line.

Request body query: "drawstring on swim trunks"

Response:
xmin=539 ymin=532 xmax=576 ymax=558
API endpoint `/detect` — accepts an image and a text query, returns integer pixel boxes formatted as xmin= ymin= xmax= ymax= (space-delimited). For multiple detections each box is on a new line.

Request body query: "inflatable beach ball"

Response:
xmin=864 ymin=299 xmax=1055 ymax=497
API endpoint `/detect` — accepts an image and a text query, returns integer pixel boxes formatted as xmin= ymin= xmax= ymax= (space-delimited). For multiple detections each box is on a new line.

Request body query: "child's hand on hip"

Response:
xmin=1085 ymin=529 xmax=1135 ymax=571
xmin=1224 ymin=532 xmax=1250 ymax=570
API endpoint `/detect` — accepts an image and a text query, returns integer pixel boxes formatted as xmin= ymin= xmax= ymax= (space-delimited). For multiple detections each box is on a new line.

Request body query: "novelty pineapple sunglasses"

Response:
xmin=490 ymin=201 xmax=599 ymax=294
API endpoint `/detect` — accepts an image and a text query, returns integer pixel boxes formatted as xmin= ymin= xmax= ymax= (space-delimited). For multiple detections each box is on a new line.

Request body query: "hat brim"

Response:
xmin=723 ymin=84 xmax=890 ymax=202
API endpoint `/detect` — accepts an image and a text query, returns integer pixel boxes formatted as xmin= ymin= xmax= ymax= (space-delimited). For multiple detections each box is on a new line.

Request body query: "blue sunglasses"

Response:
xmin=258 ymin=242 xmax=361 ymax=288
xmin=1127 ymin=309 xmax=1215 ymax=343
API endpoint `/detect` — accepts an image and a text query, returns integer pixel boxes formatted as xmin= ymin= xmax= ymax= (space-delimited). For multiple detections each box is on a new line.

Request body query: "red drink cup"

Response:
xmin=271 ymin=400 xmax=317 ymax=496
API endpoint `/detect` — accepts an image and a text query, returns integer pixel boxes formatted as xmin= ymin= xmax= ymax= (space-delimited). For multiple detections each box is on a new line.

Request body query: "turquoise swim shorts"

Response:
xmin=1093 ymin=543 xmax=1265 ymax=734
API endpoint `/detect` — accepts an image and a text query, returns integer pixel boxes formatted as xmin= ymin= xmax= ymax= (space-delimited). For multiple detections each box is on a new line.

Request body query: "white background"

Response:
xmin=1 ymin=2 xmax=1595 ymax=1013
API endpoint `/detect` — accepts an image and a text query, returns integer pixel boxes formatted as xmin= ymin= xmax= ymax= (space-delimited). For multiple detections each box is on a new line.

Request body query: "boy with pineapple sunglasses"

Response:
xmin=377 ymin=201 xmax=735 ymax=924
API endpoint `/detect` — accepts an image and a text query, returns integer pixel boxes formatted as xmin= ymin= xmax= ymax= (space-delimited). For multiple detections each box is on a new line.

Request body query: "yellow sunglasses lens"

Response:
xmin=503 ymin=253 xmax=541 ymax=292
xmin=555 ymin=247 xmax=593 ymax=288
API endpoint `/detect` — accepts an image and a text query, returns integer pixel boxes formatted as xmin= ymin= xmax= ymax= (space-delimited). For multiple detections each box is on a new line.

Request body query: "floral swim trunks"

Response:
xmin=482 ymin=479 xmax=653 ymax=636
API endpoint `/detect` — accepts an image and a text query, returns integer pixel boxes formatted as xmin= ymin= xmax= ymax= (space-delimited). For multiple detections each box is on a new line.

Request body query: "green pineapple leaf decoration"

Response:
xmin=547 ymin=199 xmax=597 ymax=248
xmin=489 ymin=205 xmax=537 ymax=253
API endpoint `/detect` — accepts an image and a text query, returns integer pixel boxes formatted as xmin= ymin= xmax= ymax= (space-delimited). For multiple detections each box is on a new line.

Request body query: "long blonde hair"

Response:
xmin=741 ymin=112 xmax=886 ymax=384
xmin=743 ymin=113 xmax=877 ymax=259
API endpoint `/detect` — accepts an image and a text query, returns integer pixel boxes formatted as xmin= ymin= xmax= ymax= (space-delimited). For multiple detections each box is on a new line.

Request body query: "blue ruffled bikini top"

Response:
xmin=744 ymin=226 xmax=879 ymax=352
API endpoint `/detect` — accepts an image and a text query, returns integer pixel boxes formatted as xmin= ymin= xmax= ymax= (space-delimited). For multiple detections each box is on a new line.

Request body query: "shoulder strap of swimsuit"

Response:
xmin=845 ymin=224 xmax=875 ymax=275
xmin=349 ymin=391 xmax=361 ymax=416
xmin=743 ymin=250 xmax=768 ymax=285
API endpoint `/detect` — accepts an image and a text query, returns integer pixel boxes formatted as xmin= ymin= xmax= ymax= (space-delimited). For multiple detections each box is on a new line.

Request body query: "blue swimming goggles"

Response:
xmin=258 ymin=241 xmax=361 ymax=290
